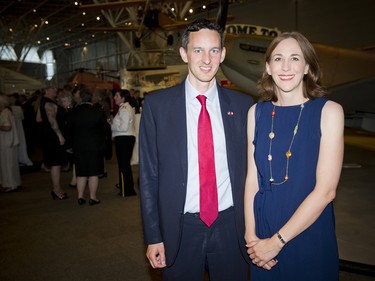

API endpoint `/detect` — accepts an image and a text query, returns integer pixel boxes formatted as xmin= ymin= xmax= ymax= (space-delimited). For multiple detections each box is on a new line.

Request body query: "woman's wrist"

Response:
xmin=244 ymin=231 xmax=257 ymax=243
xmin=274 ymin=232 xmax=286 ymax=248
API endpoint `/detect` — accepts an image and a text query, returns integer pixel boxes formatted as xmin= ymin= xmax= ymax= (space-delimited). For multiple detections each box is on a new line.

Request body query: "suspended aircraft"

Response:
xmin=78 ymin=0 xmax=234 ymax=70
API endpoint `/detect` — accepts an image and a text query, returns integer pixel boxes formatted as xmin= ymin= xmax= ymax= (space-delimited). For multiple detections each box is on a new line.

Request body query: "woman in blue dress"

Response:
xmin=244 ymin=32 xmax=344 ymax=281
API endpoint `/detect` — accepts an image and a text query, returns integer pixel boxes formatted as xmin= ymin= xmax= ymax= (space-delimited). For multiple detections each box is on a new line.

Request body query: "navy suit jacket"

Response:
xmin=139 ymin=80 xmax=253 ymax=266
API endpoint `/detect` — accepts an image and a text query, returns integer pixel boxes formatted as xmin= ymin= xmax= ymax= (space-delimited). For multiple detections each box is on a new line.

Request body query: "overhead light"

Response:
xmin=74 ymin=2 xmax=79 ymax=5
xmin=96 ymin=16 xmax=100 ymax=21
xmin=45 ymin=21 xmax=49 ymax=24
xmin=33 ymin=9 xmax=36 ymax=13
xmin=82 ymin=12 xmax=86 ymax=16
xmin=189 ymin=9 xmax=193 ymax=13
xmin=46 ymin=37 xmax=50 ymax=41
xmin=203 ymin=5 xmax=206 ymax=9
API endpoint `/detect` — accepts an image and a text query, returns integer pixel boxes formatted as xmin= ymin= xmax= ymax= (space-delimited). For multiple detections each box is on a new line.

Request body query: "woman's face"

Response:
xmin=113 ymin=92 xmax=124 ymax=106
xmin=266 ymin=38 xmax=309 ymax=97
xmin=60 ymin=97 xmax=72 ymax=109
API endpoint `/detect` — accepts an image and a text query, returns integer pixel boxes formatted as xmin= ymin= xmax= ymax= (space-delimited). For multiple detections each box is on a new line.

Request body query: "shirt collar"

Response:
xmin=185 ymin=76 xmax=218 ymax=102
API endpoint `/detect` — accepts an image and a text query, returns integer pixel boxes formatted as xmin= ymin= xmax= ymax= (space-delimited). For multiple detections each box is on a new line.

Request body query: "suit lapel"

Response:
xmin=218 ymin=86 xmax=236 ymax=184
xmin=169 ymin=83 xmax=188 ymax=183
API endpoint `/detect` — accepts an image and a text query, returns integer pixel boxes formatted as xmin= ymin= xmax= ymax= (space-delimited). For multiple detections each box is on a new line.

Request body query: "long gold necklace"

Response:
xmin=268 ymin=103 xmax=305 ymax=185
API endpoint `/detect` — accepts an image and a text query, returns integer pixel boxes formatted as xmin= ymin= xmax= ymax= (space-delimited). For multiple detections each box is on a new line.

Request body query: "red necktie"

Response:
xmin=197 ymin=95 xmax=218 ymax=227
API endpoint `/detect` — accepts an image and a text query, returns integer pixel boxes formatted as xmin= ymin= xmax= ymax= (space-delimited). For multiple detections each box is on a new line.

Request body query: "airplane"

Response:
xmin=78 ymin=1 xmax=233 ymax=47
xmin=66 ymin=68 xmax=121 ymax=91
xmin=213 ymin=0 xmax=375 ymax=131
xmin=78 ymin=0 xmax=237 ymax=71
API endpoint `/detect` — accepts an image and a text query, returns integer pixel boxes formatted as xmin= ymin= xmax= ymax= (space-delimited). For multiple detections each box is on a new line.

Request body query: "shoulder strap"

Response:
xmin=254 ymin=101 xmax=264 ymax=139
xmin=254 ymin=101 xmax=264 ymax=187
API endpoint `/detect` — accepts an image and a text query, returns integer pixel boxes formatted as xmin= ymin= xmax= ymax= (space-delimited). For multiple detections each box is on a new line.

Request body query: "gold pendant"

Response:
xmin=286 ymin=150 xmax=292 ymax=158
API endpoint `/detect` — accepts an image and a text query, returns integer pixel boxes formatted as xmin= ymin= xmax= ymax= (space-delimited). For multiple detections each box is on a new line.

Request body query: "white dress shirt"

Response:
xmin=184 ymin=77 xmax=233 ymax=214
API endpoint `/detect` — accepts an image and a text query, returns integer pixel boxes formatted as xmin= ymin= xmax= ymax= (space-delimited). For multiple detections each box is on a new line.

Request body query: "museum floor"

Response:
xmin=0 ymin=128 xmax=374 ymax=281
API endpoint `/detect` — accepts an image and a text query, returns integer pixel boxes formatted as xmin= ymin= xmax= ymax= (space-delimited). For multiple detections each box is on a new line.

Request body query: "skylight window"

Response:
xmin=0 ymin=45 xmax=17 ymax=61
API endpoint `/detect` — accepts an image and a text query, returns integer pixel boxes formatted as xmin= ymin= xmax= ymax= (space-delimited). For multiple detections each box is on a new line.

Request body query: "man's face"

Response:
xmin=179 ymin=29 xmax=226 ymax=91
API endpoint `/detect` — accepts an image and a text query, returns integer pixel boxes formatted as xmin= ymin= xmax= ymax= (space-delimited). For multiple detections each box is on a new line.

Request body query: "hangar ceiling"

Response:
xmin=0 ymin=0 xmax=240 ymax=53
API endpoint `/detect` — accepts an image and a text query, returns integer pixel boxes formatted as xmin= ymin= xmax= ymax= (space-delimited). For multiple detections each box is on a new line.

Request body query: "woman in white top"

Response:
xmin=111 ymin=89 xmax=137 ymax=197
xmin=0 ymin=93 xmax=21 ymax=192
xmin=9 ymin=94 xmax=33 ymax=166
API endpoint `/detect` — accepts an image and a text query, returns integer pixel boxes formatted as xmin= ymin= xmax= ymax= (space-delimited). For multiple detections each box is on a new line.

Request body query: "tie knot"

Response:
xmin=197 ymin=95 xmax=207 ymax=106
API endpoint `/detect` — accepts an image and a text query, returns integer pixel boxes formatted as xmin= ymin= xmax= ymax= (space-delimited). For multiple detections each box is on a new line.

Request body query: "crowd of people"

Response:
xmin=1 ymin=18 xmax=344 ymax=281
xmin=0 ymin=84 xmax=144 ymax=202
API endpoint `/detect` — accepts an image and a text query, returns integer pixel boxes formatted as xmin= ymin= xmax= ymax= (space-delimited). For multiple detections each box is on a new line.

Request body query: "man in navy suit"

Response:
xmin=139 ymin=19 xmax=253 ymax=281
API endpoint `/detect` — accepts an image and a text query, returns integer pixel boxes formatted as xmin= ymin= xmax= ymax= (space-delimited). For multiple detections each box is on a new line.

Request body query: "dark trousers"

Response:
xmin=114 ymin=135 xmax=136 ymax=195
xmin=163 ymin=207 xmax=249 ymax=281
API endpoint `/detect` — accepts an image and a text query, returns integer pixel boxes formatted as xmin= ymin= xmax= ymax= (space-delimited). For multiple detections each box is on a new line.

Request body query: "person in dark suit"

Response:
xmin=68 ymin=88 xmax=107 ymax=206
xmin=139 ymin=19 xmax=253 ymax=281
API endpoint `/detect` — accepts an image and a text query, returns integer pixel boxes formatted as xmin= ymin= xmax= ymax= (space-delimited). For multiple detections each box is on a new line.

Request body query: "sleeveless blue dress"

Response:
xmin=251 ymin=98 xmax=339 ymax=281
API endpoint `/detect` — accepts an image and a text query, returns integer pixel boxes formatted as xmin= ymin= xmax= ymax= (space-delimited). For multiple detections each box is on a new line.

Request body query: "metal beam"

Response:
xmin=80 ymin=0 xmax=200 ymax=11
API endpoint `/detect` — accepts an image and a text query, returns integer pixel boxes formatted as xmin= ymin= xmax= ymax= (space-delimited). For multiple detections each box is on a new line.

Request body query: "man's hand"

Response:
xmin=146 ymin=242 xmax=166 ymax=268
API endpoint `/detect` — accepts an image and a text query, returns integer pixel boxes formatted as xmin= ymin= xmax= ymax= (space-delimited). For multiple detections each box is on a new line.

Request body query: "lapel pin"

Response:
xmin=227 ymin=111 xmax=234 ymax=116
